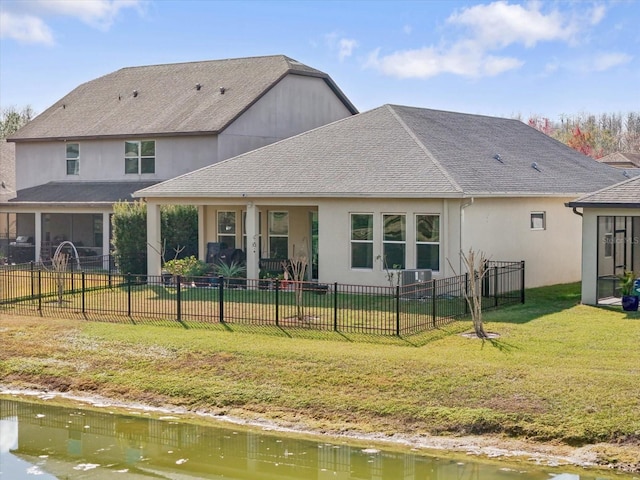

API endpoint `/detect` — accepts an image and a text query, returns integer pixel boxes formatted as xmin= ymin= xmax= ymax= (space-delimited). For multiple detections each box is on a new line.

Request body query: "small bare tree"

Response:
xmin=51 ymin=251 xmax=69 ymax=306
xmin=460 ymin=249 xmax=490 ymax=338
xmin=288 ymin=255 xmax=308 ymax=321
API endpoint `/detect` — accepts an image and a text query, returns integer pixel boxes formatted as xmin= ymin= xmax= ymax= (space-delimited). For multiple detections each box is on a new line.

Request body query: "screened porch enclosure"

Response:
xmin=597 ymin=215 xmax=640 ymax=304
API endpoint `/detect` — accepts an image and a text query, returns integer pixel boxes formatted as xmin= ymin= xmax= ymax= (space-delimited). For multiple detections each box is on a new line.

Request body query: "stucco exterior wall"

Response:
xmin=461 ymin=197 xmax=582 ymax=288
xmin=218 ymin=75 xmax=353 ymax=160
xmin=14 ymin=136 xmax=219 ymax=190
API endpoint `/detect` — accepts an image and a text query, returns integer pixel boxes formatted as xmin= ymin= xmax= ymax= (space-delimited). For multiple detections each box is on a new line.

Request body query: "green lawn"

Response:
xmin=1 ymin=282 xmax=638 ymax=467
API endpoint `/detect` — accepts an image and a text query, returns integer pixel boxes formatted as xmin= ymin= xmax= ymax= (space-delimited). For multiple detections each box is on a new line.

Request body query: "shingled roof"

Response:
xmin=8 ymin=55 xmax=356 ymax=142
xmin=597 ymin=152 xmax=640 ymax=168
xmin=0 ymin=141 xmax=16 ymax=202
xmin=8 ymin=181 xmax=159 ymax=206
xmin=566 ymin=175 xmax=640 ymax=208
xmin=135 ymin=105 xmax=634 ymax=199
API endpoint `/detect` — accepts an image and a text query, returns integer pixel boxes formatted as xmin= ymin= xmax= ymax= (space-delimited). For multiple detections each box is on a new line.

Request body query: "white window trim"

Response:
xmin=382 ymin=213 xmax=406 ymax=270
xmin=217 ymin=210 xmax=237 ymax=248
xmin=125 ymin=140 xmax=155 ymax=175
xmin=66 ymin=142 xmax=79 ymax=176
xmin=350 ymin=212 xmax=374 ymax=270
xmin=415 ymin=213 xmax=441 ymax=273
xmin=530 ymin=212 xmax=546 ymax=230
xmin=268 ymin=211 xmax=289 ymax=258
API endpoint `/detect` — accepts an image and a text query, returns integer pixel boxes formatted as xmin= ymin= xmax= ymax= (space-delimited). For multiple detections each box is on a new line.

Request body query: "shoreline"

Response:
xmin=2 ymin=387 xmax=636 ymax=476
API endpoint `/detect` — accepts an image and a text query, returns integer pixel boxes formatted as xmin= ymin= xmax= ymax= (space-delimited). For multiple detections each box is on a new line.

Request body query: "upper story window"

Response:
xmin=416 ymin=214 xmax=440 ymax=271
xmin=66 ymin=143 xmax=79 ymax=175
xmin=382 ymin=214 xmax=406 ymax=270
xmin=125 ymin=140 xmax=155 ymax=174
xmin=350 ymin=213 xmax=373 ymax=269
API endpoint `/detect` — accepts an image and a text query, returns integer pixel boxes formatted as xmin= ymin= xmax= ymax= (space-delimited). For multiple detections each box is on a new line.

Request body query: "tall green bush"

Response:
xmin=162 ymin=205 xmax=198 ymax=259
xmin=111 ymin=201 xmax=147 ymax=275
xmin=111 ymin=202 xmax=199 ymax=275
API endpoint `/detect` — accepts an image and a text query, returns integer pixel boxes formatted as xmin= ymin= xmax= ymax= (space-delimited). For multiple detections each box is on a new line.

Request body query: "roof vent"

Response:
xmin=219 ymin=86 xmax=226 ymax=94
xmin=493 ymin=153 xmax=503 ymax=163
xmin=196 ymin=83 xmax=202 ymax=91
xmin=531 ymin=162 xmax=541 ymax=172
xmin=133 ymin=90 xmax=138 ymax=98
xmin=623 ymin=170 xmax=630 ymax=178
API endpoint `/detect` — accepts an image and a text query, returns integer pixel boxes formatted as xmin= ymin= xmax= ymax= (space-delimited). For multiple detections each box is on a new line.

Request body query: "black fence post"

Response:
xmin=176 ymin=275 xmax=182 ymax=322
xmin=70 ymin=260 xmax=75 ymax=293
xmin=395 ymin=285 xmax=401 ymax=336
xmin=30 ymin=261 xmax=35 ymax=299
xmin=108 ymin=254 xmax=112 ymax=288
xmin=275 ymin=279 xmax=279 ymax=327
xmin=464 ymin=272 xmax=469 ymax=314
xmin=37 ymin=269 xmax=42 ymax=312
xmin=218 ymin=275 xmax=224 ymax=323
xmin=333 ymin=282 xmax=338 ymax=332
xmin=127 ymin=273 xmax=132 ymax=317
xmin=520 ymin=260 xmax=526 ymax=304
xmin=81 ymin=271 xmax=85 ymax=314
xmin=431 ymin=278 xmax=437 ymax=327
xmin=494 ymin=266 xmax=499 ymax=307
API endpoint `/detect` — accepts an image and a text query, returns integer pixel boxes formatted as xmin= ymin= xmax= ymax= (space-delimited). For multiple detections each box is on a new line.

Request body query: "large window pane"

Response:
xmin=383 ymin=215 xmax=405 ymax=241
xmin=351 ymin=243 xmax=373 ymax=269
xmin=417 ymin=244 xmax=439 ymax=270
xmin=416 ymin=215 xmax=439 ymax=242
xmin=383 ymin=243 xmax=405 ymax=269
xmin=125 ymin=157 xmax=139 ymax=174
xmin=351 ymin=214 xmax=373 ymax=241
xmin=269 ymin=237 xmax=288 ymax=258
xmin=125 ymin=142 xmax=139 ymax=157
xmin=141 ymin=158 xmax=155 ymax=174
xmin=141 ymin=141 xmax=155 ymax=156
xmin=269 ymin=212 xmax=288 ymax=235
xmin=66 ymin=143 xmax=79 ymax=159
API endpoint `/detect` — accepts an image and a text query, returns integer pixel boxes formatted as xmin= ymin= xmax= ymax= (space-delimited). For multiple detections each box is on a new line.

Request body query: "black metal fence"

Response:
xmin=0 ymin=260 xmax=525 ymax=337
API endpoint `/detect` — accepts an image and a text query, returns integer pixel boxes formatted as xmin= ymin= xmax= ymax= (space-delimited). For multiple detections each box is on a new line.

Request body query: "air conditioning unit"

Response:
xmin=400 ymin=269 xmax=432 ymax=299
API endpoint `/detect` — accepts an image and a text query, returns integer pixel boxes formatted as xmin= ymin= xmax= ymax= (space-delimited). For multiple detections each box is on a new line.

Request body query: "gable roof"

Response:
xmin=5 ymin=181 xmax=159 ymax=207
xmin=566 ymin=175 xmax=640 ymax=208
xmin=135 ymin=105 xmax=634 ymax=200
xmin=8 ymin=55 xmax=357 ymax=142
xmin=597 ymin=152 xmax=640 ymax=168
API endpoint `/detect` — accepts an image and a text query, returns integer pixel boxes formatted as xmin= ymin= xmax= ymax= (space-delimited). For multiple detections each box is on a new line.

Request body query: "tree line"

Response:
xmin=525 ymin=112 xmax=640 ymax=159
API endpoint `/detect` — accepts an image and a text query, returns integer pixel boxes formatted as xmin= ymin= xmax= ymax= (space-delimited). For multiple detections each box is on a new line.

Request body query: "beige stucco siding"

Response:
xmin=461 ymin=197 xmax=582 ymax=288
xmin=15 ymin=136 xmax=219 ymax=190
xmin=218 ymin=75 xmax=353 ymax=161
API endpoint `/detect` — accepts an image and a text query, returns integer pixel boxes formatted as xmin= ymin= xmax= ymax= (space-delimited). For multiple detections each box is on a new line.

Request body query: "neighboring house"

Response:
xmin=135 ymin=104 xmax=634 ymax=288
xmin=566 ymin=176 xmax=640 ymax=305
xmin=0 ymin=141 xmax=16 ymax=259
xmin=597 ymin=152 xmax=640 ymax=169
xmin=1 ymin=55 xmax=356 ymax=264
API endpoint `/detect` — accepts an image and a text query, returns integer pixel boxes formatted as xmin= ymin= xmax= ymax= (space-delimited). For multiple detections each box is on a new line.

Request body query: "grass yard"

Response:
xmin=1 ymin=282 xmax=639 ymax=470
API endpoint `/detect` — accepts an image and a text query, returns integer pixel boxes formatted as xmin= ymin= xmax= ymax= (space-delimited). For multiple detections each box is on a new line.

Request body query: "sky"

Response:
xmin=1 ymin=0 xmax=639 ymax=122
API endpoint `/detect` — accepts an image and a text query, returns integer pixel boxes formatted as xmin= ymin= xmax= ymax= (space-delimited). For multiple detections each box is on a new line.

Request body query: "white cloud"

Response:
xmin=403 ymin=24 xmax=412 ymax=35
xmin=0 ymin=0 xmax=145 ymax=44
xmin=365 ymin=1 xmax=607 ymax=80
xmin=587 ymin=52 xmax=633 ymax=72
xmin=0 ymin=11 xmax=54 ymax=45
xmin=338 ymin=38 xmax=358 ymax=60
xmin=325 ymin=32 xmax=358 ymax=61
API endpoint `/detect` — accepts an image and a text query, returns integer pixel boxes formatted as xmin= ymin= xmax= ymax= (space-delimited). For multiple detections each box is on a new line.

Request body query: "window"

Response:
xmin=530 ymin=212 xmax=546 ymax=230
xmin=125 ymin=140 xmax=155 ymax=174
xmin=602 ymin=216 xmax=613 ymax=258
xmin=268 ymin=211 xmax=288 ymax=258
xmin=351 ymin=213 xmax=373 ymax=269
xmin=383 ymin=214 xmax=406 ymax=270
xmin=217 ymin=211 xmax=236 ymax=249
xmin=93 ymin=215 xmax=103 ymax=247
xmin=416 ymin=214 xmax=440 ymax=271
xmin=66 ymin=143 xmax=79 ymax=175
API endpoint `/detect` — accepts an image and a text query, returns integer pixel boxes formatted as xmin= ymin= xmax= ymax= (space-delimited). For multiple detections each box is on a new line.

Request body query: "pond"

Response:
xmin=0 ymin=396 xmax=621 ymax=479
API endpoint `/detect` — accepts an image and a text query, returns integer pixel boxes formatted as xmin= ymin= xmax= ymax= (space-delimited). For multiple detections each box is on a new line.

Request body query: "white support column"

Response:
xmin=245 ymin=202 xmax=259 ymax=280
xmin=198 ymin=205 xmax=205 ymax=262
xmin=146 ymin=202 xmax=162 ymax=277
xmin=102 ymin=212 xmax=110 ymax=270
xmin=35 ymin=211 xmax=42 ymax=263
xmin=581 ymin=210 xmax=597 ymax=305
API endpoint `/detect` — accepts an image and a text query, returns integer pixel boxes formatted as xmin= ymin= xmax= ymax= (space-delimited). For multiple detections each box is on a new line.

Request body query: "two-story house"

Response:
xmin=2 ymin=55 xmax=357 ymax=263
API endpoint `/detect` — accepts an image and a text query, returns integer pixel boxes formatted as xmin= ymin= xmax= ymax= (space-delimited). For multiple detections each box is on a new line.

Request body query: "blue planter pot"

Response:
xmin=621 ymin=295 xmax=639 ymax=312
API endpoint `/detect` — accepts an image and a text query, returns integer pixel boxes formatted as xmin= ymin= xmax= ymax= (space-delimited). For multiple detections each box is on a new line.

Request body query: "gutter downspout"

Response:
xmin=572 ymin=207 xmax=583 ymax=217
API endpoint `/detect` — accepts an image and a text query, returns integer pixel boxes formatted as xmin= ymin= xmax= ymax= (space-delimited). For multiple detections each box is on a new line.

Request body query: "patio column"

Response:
xmin=102 ymin=212 xmax=110 ymax=269
xmin=245 ymin=202 xmax=259 ymax=280
xmin=198 ymin=205 xmax=205 ymax=262
xmin=35 ymin=211 xmax=42 ymax=263
xmin=146 ymin=202 xmax=162 ymax=277
xmin=581 ymin=210 xmax=598 ymax=305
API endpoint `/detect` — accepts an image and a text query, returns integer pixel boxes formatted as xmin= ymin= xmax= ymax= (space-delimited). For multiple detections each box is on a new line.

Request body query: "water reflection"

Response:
xmin=0 ymin=398 xmax=615 ymax=479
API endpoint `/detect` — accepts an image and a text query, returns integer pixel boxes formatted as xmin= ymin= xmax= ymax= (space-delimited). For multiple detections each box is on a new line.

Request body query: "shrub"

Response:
xmin=111 ymin=201 xmax=147 ymax=275
xmin=163 ymin=256 xmax=210 ymax=279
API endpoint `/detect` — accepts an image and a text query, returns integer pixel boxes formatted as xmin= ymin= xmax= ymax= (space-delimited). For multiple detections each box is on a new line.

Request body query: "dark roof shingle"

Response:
xmin=6 ymin=181 xmax=159 ymax=205
xmin=8 ymin=55 xmax=356 ymax=142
